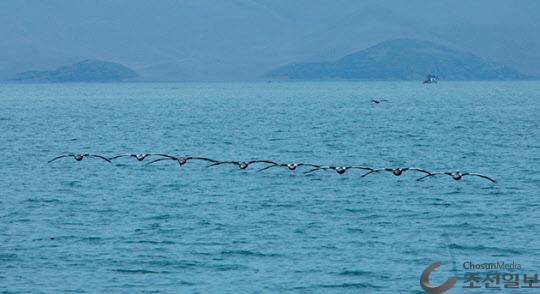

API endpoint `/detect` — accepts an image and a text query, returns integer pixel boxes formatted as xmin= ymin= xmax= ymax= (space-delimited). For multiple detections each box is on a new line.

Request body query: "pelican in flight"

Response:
xmin=305 ymin=165 xmax=374 ymax=175
xmin=147 ymin=156 xmax=218 ymax=166
xmin=416 ymin=171 xmax=496 ymax=183
xmin=258 ymin=162 xmax=321 ymax=172
xmin=109 ymin=153 xmax=170 ymax=161
xmin=361 ymin=167 xmax=432 ymax=178
xmin=371 ymin=99 xmax=389 ymax=104
xmin=208 ymin=160 xmax=276 ymax=170
xmin=48 ymin=153 xmax=111 ymax=163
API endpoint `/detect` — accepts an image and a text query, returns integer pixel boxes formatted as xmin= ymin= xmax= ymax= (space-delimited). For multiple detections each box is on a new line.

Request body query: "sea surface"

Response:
xmin=1 ymin=81 xmax=539 ymax=293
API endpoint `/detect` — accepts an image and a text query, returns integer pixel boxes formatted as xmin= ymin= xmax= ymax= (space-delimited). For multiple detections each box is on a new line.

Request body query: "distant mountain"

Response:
xmin=11 ymin=60 xmax=137 ymax=82
xmin=267 ymin=39 xmax=529 ymax=80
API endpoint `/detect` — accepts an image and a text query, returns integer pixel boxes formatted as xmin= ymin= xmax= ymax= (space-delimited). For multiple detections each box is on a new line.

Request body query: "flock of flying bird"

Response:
xmin=47 ymin=153 xmax=497 ymax=183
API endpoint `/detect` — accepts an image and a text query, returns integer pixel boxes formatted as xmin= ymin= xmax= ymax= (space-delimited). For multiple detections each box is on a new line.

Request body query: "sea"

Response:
xmin=1 ymin=81 xmax=539 ymax=293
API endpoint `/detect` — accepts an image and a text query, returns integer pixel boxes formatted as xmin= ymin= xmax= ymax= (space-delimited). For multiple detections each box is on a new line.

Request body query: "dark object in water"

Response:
xmin=371 ymin=99 xmax=389 ymax=104
xmin=423 ymin=74 xmax=438 ymax=84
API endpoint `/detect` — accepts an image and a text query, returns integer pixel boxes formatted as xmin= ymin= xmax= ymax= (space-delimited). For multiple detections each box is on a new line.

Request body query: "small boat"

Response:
xmin=423 ymin=74 xmax=438 ymax=84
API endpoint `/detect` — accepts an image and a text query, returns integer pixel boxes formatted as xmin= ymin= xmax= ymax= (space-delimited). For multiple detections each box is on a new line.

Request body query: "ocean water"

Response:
xmin=1 ymin=81 xmax=539 ymax=293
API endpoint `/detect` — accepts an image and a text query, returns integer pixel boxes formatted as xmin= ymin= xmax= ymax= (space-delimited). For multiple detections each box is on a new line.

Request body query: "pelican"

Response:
xmin=361 ymin=167 xmax=432 ymax=178
xmin=48 ymin=153 xmax=111 ymax=163
xmin=416 ymin=171 xmax=496 ymax=183
xmin=208 ymin=160 xmax=276 ymax=170
xmin=305 ymin=165 xmax=374 ymax=175
xmin=109 ymin=153 xmax=170 ymax=161
xmin=258 ymin=162 xmax=321 ymax=172
xmin=147 ymin=156 xmax=218 ymax=166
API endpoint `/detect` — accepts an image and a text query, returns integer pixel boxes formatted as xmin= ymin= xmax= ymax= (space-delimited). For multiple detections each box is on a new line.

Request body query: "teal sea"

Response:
xmin=1 ymin=81 xmax=539 ymax=292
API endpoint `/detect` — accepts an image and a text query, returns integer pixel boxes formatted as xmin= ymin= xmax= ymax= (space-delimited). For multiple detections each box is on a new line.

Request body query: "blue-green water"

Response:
xmin=1 ymin=81 xmax=539 ymax=293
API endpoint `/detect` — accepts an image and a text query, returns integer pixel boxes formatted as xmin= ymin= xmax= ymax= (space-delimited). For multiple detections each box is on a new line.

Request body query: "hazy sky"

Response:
xmin=1 ymin=0 xmax=539 ymax=80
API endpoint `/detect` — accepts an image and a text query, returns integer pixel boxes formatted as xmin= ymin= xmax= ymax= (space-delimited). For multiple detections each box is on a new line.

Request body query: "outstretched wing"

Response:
xmin=187 ymin=157 xmax=219 ymax=163
xmin=47 ymin=154 xmax=73 ymax=163
xmin=258 ymin=164 xmax=279 ymax=172
xmin=207 ymin=161 xmax=236 ymax=167
xmin=348 ymin=166 xmax=374 ymax=171
xmin=88 ymin=154 xmax=112 ymax=163
xmin=304 ymin=165 xmax=327 ymax=174
xmin=109 ymin=154 xmax=131 ymax=160
xmin=464 ymin=173 xmax=497 ymax=183
xmin=416 ymin=173 xmax=442 ymax=181
xmin=409 ymin=168 xmax=433 ymax=175
xmin=361 ymin=168 xmax=384 ymax=178
xmin=247 ymin=160 xmax=277 ymax=165
xmin=299 ymin=163 xmax=321 ymax=168
xmin=360 ymin=170 xmax=375 ymax=178
xmin=148 ymin=153 xmax=176 ymax=159
xmin=147 ymin=157 xmax=175 ymax=165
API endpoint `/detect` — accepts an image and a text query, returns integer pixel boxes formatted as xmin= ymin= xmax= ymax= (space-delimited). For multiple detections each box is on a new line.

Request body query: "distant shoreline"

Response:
xmin=1 ymin=79 xmax=539 ymax=85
